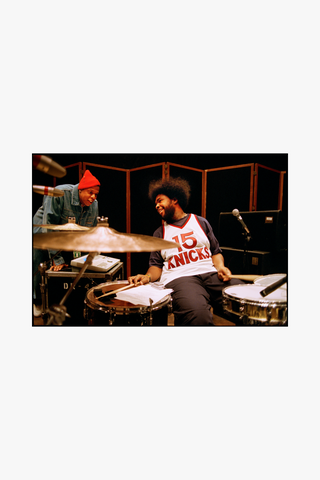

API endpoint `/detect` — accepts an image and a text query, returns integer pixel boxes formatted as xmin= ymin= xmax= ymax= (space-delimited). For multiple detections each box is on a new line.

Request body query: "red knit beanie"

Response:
xmin=78 ymin=170 xmax=100 ymax=190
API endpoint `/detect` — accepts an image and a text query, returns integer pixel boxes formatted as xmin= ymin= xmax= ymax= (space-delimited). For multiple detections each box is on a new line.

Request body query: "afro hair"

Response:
xmin=148 ymin=177 xmax=191 ymax=210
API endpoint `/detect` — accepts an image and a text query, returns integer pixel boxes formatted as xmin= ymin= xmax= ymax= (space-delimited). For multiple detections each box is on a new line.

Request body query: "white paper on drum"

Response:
xmin=116 ymin=284 xmax=173 ymax=306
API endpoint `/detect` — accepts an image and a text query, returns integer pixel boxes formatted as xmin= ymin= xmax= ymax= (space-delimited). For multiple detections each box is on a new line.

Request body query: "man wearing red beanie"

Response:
xmin=78 ymin=170 xmax=100 ymax=207
xmin=33 ymin=169 xmax=100 ymax=316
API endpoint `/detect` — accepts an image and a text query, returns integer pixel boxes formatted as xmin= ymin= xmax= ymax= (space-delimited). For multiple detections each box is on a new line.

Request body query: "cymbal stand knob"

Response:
xmin=97 ymin=216 xmax=109 ymax=226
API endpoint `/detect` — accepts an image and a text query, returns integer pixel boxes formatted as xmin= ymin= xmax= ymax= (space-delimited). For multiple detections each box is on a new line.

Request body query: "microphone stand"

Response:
xmin=46 ymin=252 xmax=98 ymax=325
xmin=232 ymin=209 xmax=252 ymax=274
xmin=241 ymin=229 xmax=251 ymax=274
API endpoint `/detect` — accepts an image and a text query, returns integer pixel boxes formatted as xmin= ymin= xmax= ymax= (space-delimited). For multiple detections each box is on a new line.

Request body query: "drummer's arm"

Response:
xmin=212 ymin=253 xmax=231 ymax=281
xmin=128 ymin=266 xmax=162 ymax=286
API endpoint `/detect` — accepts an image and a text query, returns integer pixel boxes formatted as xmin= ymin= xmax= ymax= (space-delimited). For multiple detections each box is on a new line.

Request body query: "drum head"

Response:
xmin=86 ymin=280 xmax=170 ymax=312
xmin=223 ymin=284 xmax=287 ymax=304
xmin=254 ymin=274 xmax=287 ymax=289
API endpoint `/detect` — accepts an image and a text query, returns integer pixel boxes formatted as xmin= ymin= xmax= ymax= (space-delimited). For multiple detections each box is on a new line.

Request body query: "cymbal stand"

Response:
xmin=38 ymin=262 xmax=48 ymax=322
xmin=46 ymin=252 xmax=98 ymax=325
xmin=36 ymin=250 xmax=63 ymax=322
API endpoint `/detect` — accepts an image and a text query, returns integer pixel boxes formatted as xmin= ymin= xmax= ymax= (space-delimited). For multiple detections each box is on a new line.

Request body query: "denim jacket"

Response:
xmin=33 ymin=184 xmax=99 ymax=264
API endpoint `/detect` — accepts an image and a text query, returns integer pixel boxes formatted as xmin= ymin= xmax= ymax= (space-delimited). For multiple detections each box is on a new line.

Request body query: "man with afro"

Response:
xmin=128 ymin=177 xmax=244 ymax=325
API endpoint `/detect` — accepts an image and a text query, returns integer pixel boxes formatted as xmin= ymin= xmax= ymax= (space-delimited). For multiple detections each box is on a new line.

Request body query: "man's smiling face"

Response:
xmin=155 ymin=194 xmax=176 ymax=222
xmin=79 ymin=186 xmax=100 ymax=207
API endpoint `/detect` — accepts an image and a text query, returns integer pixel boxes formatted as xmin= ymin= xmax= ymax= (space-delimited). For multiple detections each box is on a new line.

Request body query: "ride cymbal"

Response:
xmin=33 ymin=223 xmax=90 ymax=231
xmin=33 ymin=217 xmax=179 ymax=253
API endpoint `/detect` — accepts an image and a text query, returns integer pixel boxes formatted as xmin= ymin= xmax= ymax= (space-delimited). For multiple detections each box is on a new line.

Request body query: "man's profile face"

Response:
xmin=155 ymin=194 xmax=176 ymax=222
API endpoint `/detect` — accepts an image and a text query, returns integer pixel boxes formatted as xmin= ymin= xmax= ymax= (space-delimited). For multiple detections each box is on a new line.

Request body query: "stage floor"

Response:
xmin=33 ymin=311 xmax=235 ymax=326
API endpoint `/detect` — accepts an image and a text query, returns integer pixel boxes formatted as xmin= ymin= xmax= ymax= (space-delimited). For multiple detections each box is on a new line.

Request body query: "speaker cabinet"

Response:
xmin=221 ymin=247 xmax=271 ymax=275
xmin=221 ymin=247 xmax=287 ymax=276
xmin=218 ymin=210 xmax=287 ymax=252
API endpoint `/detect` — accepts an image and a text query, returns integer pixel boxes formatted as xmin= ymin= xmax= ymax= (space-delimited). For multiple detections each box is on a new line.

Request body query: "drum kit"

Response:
xmin=33 ymin=217 xmax=287 ymax=326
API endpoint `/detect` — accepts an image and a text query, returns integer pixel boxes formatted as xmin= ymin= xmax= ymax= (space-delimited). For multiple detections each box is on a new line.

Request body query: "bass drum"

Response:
xmin=84 ymin=280 xmax=172 ymax=326
xmin=222 ymin=284 xmax=287 ymax=325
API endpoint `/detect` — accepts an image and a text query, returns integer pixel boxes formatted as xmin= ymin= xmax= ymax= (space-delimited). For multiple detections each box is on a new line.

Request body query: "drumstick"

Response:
xmin=230 ymin=274 xmax=263 ymax=282
xmin=97 ymin=282 xmax=141 ymax=299
xmin=260 ymin=275 xmax=287 ymax=297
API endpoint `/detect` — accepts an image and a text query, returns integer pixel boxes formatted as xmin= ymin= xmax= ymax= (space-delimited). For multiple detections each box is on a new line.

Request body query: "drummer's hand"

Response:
xmin=50 ymin=263 xmax=69 ymax=271
xmin=128 ymin=274 xmax=148 ymax=286
xmin=217 ymin=267 xmax=232 ymax=282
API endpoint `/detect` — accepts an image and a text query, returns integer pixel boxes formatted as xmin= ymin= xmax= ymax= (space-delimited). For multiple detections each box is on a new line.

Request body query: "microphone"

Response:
xmin=32 ymin=155 xmax=67 ymax=178
xmin=232 ymin=209 xmax=251 ymax=235
xmin=33 ymin=185 xmax=65 ymax=197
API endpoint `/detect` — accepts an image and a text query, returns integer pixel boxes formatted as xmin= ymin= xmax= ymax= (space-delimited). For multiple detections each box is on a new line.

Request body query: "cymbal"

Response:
xmin=33 ymin=223 xmax=180 ymax=252
xmin=33 ymin=223 xmax=90 ymax=231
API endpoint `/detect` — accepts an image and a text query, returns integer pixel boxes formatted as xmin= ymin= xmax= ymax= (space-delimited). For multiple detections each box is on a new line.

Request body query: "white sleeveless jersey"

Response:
xmin=159 ymin=214 xmax=217 ymax=285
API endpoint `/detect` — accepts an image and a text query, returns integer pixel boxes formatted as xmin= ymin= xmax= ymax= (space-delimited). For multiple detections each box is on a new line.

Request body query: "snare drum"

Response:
xmin=84 ymin=280 xmax=172 ymax=326
xmin=222 ymin=284 xmax=287 ymax=325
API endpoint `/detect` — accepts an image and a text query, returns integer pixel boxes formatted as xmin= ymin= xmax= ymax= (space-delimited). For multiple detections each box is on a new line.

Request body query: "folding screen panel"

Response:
xmin=83 ymin=163 xmax=127 ymax=232
xmin=280 ymin=171 xmax=288 ymax=217
xmin=55 ymin=162 xmax=82 ymax=187
xmin=129 ymin=164 xmax=165 ymax=277
xmin=254 ymin=164 xmax=283 ymax=211
xmin=205 ymin=164 xmax=255 ymax=237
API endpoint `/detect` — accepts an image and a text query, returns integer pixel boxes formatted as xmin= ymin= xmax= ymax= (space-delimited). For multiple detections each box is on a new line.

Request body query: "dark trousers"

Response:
xmin=166 ymin=273 xmax=244 ymax=326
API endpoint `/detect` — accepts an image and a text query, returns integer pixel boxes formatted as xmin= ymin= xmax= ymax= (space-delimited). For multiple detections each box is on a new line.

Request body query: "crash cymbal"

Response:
xmin=33 ymin=223 xmax=90 ymax=231
xmin=33 ymin=217 xmax=180 ymax=253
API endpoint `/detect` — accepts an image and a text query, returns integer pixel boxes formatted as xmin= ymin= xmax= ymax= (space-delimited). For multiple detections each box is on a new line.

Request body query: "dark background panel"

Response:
xmin=256 ymin=166 xmax=281 ymax=211
xmin=83 ymin=164 xmax=127 ymax=233
xmin=168 ymin=165 xmax=203 ymax=216
xmin=43 ymin=153 xmax=288 ymax=172
xmin=206 ymin=166 xmax=253 ymax=236
xmin=56 ymin=164 xmax=82 ymax=186
xmin=130 ymin=165 xmax=164 ymax=276
xmin=282 ymin=172 xmax=288 ymax=217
